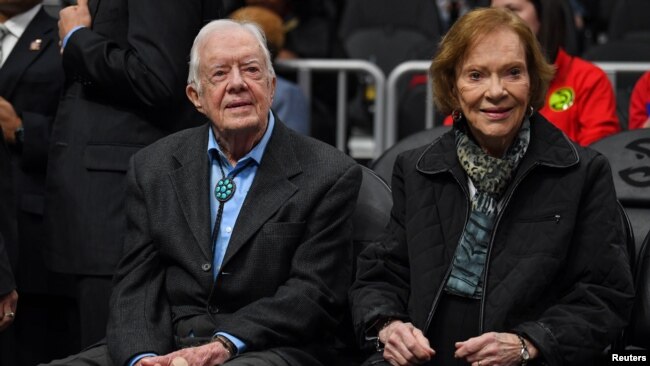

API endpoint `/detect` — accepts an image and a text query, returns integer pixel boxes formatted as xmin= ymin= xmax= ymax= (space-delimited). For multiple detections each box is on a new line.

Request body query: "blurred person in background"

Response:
xmin=0 ymin=0 xmax=76 ymax=364
xmin=0 ymin=134 xmax=18 ymax=365
xmin=629 ymin=71 xmax=650 ymax=129
xmin=43 ymin=0 xmax=222 ymax=350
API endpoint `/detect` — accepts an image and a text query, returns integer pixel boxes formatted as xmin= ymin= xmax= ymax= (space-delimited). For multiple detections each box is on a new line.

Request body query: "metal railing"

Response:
xmin=275 ymin=59 xmax=386 ymax=157
xmin=385 ymin=61 xmax=431 ymax=149
xmin=276 ymin=59 xmax=649 ymax=157
xmin=594 ymin=62 xmax=650 ymax=88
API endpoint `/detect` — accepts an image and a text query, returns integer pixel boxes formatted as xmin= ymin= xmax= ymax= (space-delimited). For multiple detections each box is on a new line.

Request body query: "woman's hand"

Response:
xmin=454 ymin=332 xmax=538 ymax=366
xmin=379 ymin=320 xmax=435 ymax=365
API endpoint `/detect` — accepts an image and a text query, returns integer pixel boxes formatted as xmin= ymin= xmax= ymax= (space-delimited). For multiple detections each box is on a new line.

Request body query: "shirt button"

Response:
xmin=201 ymin=263 xmax=212 ymax=272
xmin=226 ymin=226 xmax=232 ymax=233
xmin=208 ymin=305 xmax=219 ymax=313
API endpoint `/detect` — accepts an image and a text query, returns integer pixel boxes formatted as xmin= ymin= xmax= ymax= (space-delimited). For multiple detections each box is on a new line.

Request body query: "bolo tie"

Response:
xmin=210 ymin=156 xmax=249 ymax=255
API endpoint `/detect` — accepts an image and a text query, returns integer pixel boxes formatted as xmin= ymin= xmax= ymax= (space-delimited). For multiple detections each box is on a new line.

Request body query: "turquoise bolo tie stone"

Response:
xmin=215 ymin=177 xmax=236 ymax=202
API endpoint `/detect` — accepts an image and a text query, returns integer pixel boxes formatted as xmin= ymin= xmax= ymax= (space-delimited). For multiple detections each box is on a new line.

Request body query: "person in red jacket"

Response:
xmin=629 ymin=71 xmax=650 ymax=129
xmin=443 ymin=0 xmax=621 ymax=146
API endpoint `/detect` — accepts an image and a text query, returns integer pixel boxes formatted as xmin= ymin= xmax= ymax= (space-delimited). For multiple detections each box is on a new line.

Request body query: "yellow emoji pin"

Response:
xmin=549 ymin=87 xmax=575 ymax=112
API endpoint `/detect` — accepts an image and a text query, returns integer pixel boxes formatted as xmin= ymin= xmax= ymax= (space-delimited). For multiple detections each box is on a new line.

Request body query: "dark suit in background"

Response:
xmin=0 ymin=134 xmax=18 ymax=366
xmin=0 ymin=3 xmax=79 ymax=364
xmin=0 ymin=135 xmax=15 ymax=297
xmin=43 ymin=0 xmax=222 ymax=348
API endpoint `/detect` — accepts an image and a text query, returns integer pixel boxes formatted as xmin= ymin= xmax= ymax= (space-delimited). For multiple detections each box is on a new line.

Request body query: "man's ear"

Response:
xmin=267 ymin=75 xmax=277 ymax=105
xmin=186 ymin=84 xmax=204 ymax=113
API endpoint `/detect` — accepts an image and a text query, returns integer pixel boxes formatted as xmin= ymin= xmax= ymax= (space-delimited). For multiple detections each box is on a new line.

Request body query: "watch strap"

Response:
xmin=516 ymin=334 xmax=529 ymax=365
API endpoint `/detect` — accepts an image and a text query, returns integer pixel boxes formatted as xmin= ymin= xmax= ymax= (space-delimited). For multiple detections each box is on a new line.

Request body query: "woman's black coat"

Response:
xmin=351 ymin=114 xmax=635 ymax=365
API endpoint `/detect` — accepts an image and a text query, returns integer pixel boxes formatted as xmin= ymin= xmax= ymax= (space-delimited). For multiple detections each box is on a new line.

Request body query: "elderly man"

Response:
xmin=42 ymin=18 xmax=361 ymax=366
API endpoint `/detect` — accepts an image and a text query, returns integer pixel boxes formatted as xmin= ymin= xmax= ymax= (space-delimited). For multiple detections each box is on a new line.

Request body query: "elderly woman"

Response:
xmin=350 ymin=7 xmax=634 ymax=366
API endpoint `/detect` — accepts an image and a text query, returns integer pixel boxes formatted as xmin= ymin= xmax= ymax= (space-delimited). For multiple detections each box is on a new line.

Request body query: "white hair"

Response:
xmin=187 ymin=19 xmax=275 ymax=91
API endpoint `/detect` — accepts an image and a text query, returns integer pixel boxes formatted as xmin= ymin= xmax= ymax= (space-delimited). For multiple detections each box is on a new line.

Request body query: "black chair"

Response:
xmin=339 ymin=0 xmax=443 ymax=75
xmin=336 ymin=165 xmax=393 ymax=364
xmin=617 ymin=200 xmax=636 ymax=274
xmin=370 ymin=126 xmax=451 ymax=186
xmin=607 ymin=0 xmax=650 ymax=42
xmin=351 ymin=166 xmax=393 ymax=250
xmin=590 ymin=129 xmax=650 ymax=261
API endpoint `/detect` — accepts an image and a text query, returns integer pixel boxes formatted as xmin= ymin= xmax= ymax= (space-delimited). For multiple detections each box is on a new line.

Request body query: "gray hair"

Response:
xmin=187 ymin=19 xmax=276 ymax=91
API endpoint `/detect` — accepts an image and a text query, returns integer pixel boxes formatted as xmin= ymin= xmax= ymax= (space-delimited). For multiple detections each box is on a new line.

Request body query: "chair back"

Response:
xmin=336 ymin=165 xmax=392 ymax=363
xmin=351 ymin=165 xmax=393 ymax=256
xmin=371 ymin=126 xmax=450 ymax=186
xmin=339 ymin=0 xmax=442 ymax=74
xmin=608 ymin=0 xmax=650 ymax=41
xmin=590 ymin=129 xmax=650 ymax=259
xmin=618 ymin=201 xmax=636 ymax=273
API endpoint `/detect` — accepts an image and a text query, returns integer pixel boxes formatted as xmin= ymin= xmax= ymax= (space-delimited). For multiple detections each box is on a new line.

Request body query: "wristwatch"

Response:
xmin=517 ymin=334 xmax=530 ymax=365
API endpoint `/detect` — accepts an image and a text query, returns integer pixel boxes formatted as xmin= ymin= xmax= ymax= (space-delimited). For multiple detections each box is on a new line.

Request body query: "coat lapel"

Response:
xmin=169 ymin=124 xmax=213 ymax=261
xmin=0 ymin=8 xmax=57 ymax=97
xmin=221 ymin=122 xmax=302 ymax=266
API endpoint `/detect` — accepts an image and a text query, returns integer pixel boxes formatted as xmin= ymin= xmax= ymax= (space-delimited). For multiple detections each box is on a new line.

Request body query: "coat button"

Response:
xmin=208 ymin=305 xmax=219 ymax=313
xmin=201 ymin=263 xmax=212 ymax=272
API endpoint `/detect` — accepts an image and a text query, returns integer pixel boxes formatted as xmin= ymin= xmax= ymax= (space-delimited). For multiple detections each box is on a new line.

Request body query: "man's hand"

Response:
xmin=379 ymin=320 xmax=435 ymax=366
xmin=0 ymin=290 xmax=18 ymax=332
xmin=138 ymin=341 xmax=231 ymax=366
xmin=0 ymin=97 xmax=21 ymax=144
xmin=454 ymin=332 xmax=539 ymax=366
xmin=58 ymin=0 xmax=91 ymax=40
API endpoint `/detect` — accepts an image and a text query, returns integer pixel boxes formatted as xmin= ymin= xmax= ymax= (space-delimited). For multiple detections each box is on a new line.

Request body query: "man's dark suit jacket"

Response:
xmin=106 ymin=121 xmax=362 ymax=366
xmin=0 ymin=135 xmax=16 ymax=297
xmin=0 ymin=7 xmax=64 ymax=293
xmin=44 ymin=0 xmax=221 ymax=276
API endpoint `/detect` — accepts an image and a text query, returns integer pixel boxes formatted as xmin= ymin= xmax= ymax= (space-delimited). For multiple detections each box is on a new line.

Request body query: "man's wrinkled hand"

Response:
xmin=139 ymin=341 xmax=231 ymax=366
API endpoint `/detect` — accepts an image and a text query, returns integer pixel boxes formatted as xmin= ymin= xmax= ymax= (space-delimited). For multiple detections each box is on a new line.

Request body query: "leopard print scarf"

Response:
xmin=445 ymin=119 xmax=530 ymax=298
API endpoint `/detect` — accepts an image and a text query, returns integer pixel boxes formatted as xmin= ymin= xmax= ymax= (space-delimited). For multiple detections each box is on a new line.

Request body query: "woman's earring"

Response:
xmin=528 ymin=106 xmax=534 ymax=117
xmin=452 ymin=110 xmax=463 ymax=122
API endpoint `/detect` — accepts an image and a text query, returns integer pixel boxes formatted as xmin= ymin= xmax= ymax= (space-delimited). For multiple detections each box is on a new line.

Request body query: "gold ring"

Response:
xmin=5 ymin=312 xmax=15 ymax=318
